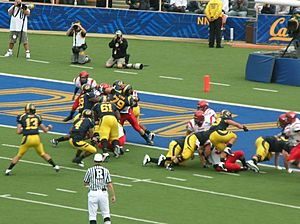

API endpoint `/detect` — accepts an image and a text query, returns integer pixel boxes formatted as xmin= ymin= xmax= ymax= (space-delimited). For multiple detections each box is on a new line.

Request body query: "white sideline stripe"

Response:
xmin=159 ymin=76 xmax=183 ymax=80
xmin=0 ymin=55 xmax=7 ymax=58
xmin=114 ymin=182 xmax=133 ymax=187
xmin=0 ymin=156 xmax=299 ymax=210
xmin=219 ymin=172 xmax=240 ymax=176
xmin=0 ymin=72 xmax=299 ymax=113
xmin=2 ymin=144 xmax=18 ymax=148
xmin=166 ymin=177 xmax=186 ymax=181
xmin=69 ymin=65 xmax=94 ymax=69
xmin=0 ymin=195 xmax=167 ymax=224
xmin=253 ymin=88 xmax=278 ymax=93
xmin=27 ymin=192 xmax=48 ymax=197
xmin=114 ymin=70 xmax=138 ymax=75
xmin=192 ymin=174 xmax=213 ymax=179
xmin=27 ymin=59 xmax=50 ymax=64
xmin=210 ymin=82 xmax=230 ymax=86
xmin=56 ymin=188 xmax=77 ymax=194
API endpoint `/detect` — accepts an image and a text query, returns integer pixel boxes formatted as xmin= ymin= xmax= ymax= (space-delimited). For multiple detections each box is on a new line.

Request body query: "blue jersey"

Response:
xmin=17 ymin=113 xmax=42 ymax=136
xmin=78 ymin=92 xmax=96 ymax=114
xmin=70 ymin=117 xmax=95 ymax=141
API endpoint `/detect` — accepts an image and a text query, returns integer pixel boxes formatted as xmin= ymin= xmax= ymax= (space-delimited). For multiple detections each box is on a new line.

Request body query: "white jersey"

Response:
xmin=73 ymin=30 xmax=86 ymax=47
xmin=186 ymin=108 xmax=216 ymax=133
xmin=284 ymin=118 xmax=300 ymax=146
xmin=207 ymin=148 xmax=222 ymax=165
xmin=203 ymin=108 xmax=216 ymax=126
xmin=8 ymin=5 xmax=30 ymax=32
xmin=73 ymin=77 xmax=99 ymax=95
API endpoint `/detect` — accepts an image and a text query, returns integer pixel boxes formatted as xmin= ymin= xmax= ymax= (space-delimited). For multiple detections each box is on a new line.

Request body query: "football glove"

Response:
xmin=243 ymin=126 xmax=249 ymax=132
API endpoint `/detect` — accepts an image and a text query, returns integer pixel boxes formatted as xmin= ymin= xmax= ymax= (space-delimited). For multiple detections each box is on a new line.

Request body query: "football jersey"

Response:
xmin=73 ymin=77 xmax=97 ymax=89
xmin=174 ymin=136 xmax=186 ymax=149
xmin=186 ymin=118 xmax=211 ymax=133
xmin=263 ymin=136 xmax=292 ymax=153
xmin=203 ymin=108 xmax=216 ymax=126
xmin=207 ymin=147 xmax=222 ymax=165
xmin=78 ymin=92 xmax=97 ymax=114
xmin=194 ymin=130 xmax=211 ymax=146
xmin=110 ymin=90 xmax=134 ymax=113
xmin=92 ymin=102 xmax=118 ymax=119
xmin=17 ymin=113 xmax=42 ymax=135
xmin=70 ymin=117 xmax=94 ymax=141
xmin=284 ymin=118 xmax=300 ymax=146
xmin=209 ymin=116 xmax=231 ymax=132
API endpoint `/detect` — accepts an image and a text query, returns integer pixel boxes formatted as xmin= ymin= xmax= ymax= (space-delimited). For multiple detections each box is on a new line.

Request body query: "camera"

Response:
xmin=287 ymin=9 xmax=300 ymax=37
xmin=18 ymin=3 xmax=34 ymax=10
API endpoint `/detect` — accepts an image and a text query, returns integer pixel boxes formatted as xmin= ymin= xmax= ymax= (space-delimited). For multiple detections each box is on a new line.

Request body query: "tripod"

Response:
xmin=281 ymin=36 xmax=295 ymax=58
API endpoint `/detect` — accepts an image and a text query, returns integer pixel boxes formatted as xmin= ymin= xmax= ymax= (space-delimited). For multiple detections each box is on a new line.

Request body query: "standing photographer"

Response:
xmin=66 ymin=20 xmax=90 ymax=64
xmin=4 ymin=0 xmax=31 ymax=59
xmin=105 ymin=30 xmax=128 ymax=69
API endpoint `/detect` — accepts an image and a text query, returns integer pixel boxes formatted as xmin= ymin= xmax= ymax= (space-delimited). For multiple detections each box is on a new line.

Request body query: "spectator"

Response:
xmin=187 ymin=0 xmax=207 ymax=14
xmin=261 ymin=4 xmax=276 ymax=14
xmin=222 ymin=0 xmax=229 ymax=13
xmin=126 ymin=0 xmax=150 ymax=10
xmin=227 ymin=0 xmax=248 ymax=17
xmin=275 ymin=5 xmax=290 ymax=15
xmin=149 ymin=0 xmax=159 ymax=10
xmin=166 ymin=0 xmax=187 ymax=13
xmin=96 ymin=0 xmax=112 ymax=7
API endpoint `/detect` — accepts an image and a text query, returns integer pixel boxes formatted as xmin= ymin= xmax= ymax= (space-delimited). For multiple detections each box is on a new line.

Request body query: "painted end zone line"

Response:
xmin=210 ymin=82 xmax=230 ymax=86
xmin=253 ymin=88 xmax=278 ymax=93
xmin=27 ymin=59 xmax=50 ymax=64
xmin=0 ymin=195 xmax=167 ymax=224
xmin=159 ymin=76 xmax=183 ymax=80
xmin=114 ymin=70 xmax=138 ymax=75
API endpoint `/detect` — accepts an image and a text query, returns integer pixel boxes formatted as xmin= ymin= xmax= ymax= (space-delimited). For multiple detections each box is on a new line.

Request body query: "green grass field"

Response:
xmin=0 ymin=31 xmax=299 ymax=224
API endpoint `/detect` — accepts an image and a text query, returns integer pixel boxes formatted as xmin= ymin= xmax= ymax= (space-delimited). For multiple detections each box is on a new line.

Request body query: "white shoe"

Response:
xmin=142 ymin=154 xmax=151 ymax=166
xmin=157 ymin=154 xmax=166 ymax=166
xmin=223 ymin=147 xmax=234 ymax=156
xmin=53 ymin=165 xmax=60 ymax=172
xmin=4 ymin=51 xmax=12 ymax=57
xmin=102 ymin=153 xmax=110 ymax=162
xmin=77 ymin=161 xmax=84 ymax=168
xmin=246 ymin=160 xmax=259 ymax=172
xmin=113 ymin=145 xmax=121 ymax=158
xmin=166 ymin=164 xmax=174 ymax=171
xmin=25 ymin=52 xmax=30 ymax=59
xmin=217 ymin=162 xmax=228 ymax=172
xmin=50 ymin=139 xmax=59 ymax=147
xmin=5 ymin=169 xmax=12 ymax=176
xmin=149 ymin=132 xmax=156 ymax=141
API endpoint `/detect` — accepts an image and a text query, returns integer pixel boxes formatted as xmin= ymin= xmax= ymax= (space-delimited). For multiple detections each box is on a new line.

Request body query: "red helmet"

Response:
xmin=285 ymin=111 xmax=297 ymax=124
xmin=194 ymin=110 xmax=205 ymax=125
xmin=277 ymin=113 xmax=287 ymax=128
xmin=197 ymin=100 xmax=209 ymax=112
xmin=79 ymin=71 xmax=89 ymax=78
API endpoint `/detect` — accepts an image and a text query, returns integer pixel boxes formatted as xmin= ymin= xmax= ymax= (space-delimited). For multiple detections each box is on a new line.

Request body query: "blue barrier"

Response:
xmin=0 ymin=2 xmax=247 ymax=40
xmin=273 ymin=58 xmax=300 ymax=85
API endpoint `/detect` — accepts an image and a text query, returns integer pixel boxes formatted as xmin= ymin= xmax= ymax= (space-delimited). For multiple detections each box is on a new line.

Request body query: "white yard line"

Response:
xmin=219 ymin=172 xmax=240 ymax=176
xmin=56 ymin=188 xmax=77 ymax=194
xmin=166 ymin=176 xmax=186 ymax=181
xmin=69 ymin=65 xmax=94 ymax=69
xmin=210 ymin=82 xmax=230 ymax=86
xmin=113 ymin=70 xmax=138 ymax=75
xmin=27 ymin=192 xmax=48 ymax=197
xmin=253 ymin=88 xmax=278 ymax=93
xmin=27 ymin=59 xmax=50 ymax=64
xmin=0 ymin=156 xmax=299 ymax=210
xmin=192 ymin=174 xmax=213 ymax=179
xmin=0 ymin=72 xmax=298 ymax=113
xmin=159 ymin=76 xmax=183 ymax=80
xmin=0 ymin=194 xmax=167 ymax=224
xmin=114 ymin=182 xmax=133 ymax=187
xmin=1 ymin=144 xmax=18 ymax=148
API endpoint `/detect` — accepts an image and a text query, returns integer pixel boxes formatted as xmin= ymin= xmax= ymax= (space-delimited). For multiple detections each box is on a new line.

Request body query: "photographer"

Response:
xmin=4 ymin=0 xmax=31 ymax=59
xmin=66 ymin=20 xmax=90 ymax=64
xmin=286 ymin=8 xmax=300 ymax=58
xmin=106 ymin=30 xmax=128 ymax=69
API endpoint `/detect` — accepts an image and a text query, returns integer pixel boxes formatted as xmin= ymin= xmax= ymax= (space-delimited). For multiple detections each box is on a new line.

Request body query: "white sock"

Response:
xmin=26 ymin=50 xmax=30 ymax=53
xmin=8 ymin=49 xmax=12 ymax=52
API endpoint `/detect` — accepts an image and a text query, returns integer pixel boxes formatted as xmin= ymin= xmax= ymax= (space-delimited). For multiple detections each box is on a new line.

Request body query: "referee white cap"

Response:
xmin=94 ymin=153 xmax=103 ymax=162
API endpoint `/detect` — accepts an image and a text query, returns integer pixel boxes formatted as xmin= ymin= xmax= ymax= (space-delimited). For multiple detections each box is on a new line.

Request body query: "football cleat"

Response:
xmin=25 ymin=52 xmax=31 ymax=59
xmin=217 ymin=162 xmax=228 ymax=172
xmin=50 ymin=139 xmax=59 ymax=147
xmin=142 ymin=154 xmax=151 ymax=166
xmin=4 ymin=50 xmax=12 ymax=57
xmin=63 ymin=115 xmax=73 ymax=122
xmin=53 ymin=165 xmax=60 ymax=172
xmin=223 ymin=147 xmax=234 ymax=157
xmin=5 ymin=169 xmax=12 ymax=176
xmin=102 ymin=153 xmax=110 ymax=162
xmin=157 ymin=154 xmax=166 ymax=166
xmin=166 ymin=164 xmax=174 ymax=171
xmin=113 ymin=145 xmax=121 ymax=158
xmin=149 ymin=132 xmax=156 ymax=141
xmin=246 ymin=160 xmax=259 ymax=173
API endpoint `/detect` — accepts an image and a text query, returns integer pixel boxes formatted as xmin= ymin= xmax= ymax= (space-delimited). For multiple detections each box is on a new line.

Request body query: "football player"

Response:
xmin=69 ymin=109 xmax=97 ymax=166
xmin=208 ymin=109 xmax=248 ymax=157
xmin=63 ymin=71 xmax=98 ymax=122
xmin=197 ymin=100 xmax=216 ymax=127
xmin=142 ymin=136 xmax=185 ymax=168
xmin=246 ymin=135 xmax=292 ymax=173
xmin=92 ymin=96 xmax=121 ymax=160
xmin=186 ymin=111 xmax=207 ymax=135
xmin=5 ymin=103 xmax=60 ymax=175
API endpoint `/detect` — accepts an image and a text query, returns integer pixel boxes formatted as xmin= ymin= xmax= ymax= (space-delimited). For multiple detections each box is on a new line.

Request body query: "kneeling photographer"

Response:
xmin=66 ymin=20 xmax=90 ymax=64
xmin=105 ymin=30 xmax=143 ymax=69
xmin=286 ymin=8 xmax=300 ymax=57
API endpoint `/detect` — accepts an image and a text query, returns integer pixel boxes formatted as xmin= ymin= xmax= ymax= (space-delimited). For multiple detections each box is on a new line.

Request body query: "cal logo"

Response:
xmin=269 ymin=17 xmax=292 ymax=42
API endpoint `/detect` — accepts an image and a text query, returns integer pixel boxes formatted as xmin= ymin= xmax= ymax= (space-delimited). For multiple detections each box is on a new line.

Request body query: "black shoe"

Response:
xmin=209 ymin=45 xmax=214 ymax=48
xmin=63 ymin=115 xmax=73 ymax=122
xmin=72 ymin=157 xmax=82 ymax=164
xmin=216 ymin=45 xmax=224 ymax=48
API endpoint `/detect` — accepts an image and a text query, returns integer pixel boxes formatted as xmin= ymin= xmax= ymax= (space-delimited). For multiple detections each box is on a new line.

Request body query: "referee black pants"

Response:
xmin=208 ymin=17 xmax=222 ymax=47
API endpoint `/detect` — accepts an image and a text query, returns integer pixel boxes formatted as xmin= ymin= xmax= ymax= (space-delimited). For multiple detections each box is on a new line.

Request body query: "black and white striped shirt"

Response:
xmin=84 ymin=165 xmax=112 ymax=191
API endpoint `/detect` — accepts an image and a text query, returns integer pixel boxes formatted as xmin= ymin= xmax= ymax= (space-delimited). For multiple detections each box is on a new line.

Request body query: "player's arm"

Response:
xmin=274 ymin=152 xmax=281 ymax=169
xmin=16 ymin=123 xmax=23 ymax=134
xmin=226 ymin=119 xmax=248 ymax=131
xmin=72 ymin=87 xmax=80 ymax=100
xmin=197 ymin=148 xmax=207 ymax=168
xmin=108 ymin=182 xmax=116 ymax=203
xmin=281 ymin=150 xmax=292 ymax=173
xmin=40 ymin=124 xmax=53 ymax=133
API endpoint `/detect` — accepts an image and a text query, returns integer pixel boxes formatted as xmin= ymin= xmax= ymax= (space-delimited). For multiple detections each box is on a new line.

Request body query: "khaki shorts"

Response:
xmin=106 ymin=56 xmax=125 ymax=67
xmin=9 ymin=31 xmax=28 ymax=44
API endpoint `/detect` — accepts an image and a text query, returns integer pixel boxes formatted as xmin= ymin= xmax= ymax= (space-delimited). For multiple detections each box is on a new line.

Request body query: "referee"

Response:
xmin=84 ymin=154 xmax=116 ymax=224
